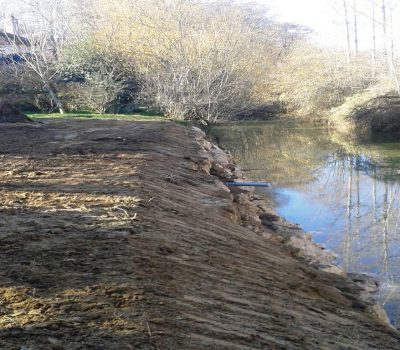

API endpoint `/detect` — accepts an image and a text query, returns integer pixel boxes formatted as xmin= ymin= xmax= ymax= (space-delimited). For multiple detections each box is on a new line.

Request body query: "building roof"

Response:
xmin=0 ymin=30 xmax=30 ymax=46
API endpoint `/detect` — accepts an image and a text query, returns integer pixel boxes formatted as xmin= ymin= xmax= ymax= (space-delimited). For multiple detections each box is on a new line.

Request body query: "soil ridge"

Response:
xmin=0 ymin=119 xmax=398 ymax=349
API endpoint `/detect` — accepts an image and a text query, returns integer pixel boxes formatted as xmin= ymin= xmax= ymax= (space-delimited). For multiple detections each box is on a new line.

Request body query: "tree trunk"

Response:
xmin=343 ymin=0 xmax=352 ymax=63
xmin=46 ymin=84 xmax=65 ymax=114
xmin=371 ymin=0 xmax=376 ymax=77
xmin=353 ymin=0 xmax=359 ymax=56
xmin=389 ymin=4 xmax=395 ymax=64
xmin=382 ymin=0 xmax=400 ymax=93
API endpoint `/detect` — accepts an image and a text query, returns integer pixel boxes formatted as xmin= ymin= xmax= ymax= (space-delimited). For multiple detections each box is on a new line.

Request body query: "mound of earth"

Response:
xmin=330 ymin=92 xmax=400 ymax=135
xmin=355 ymin=94 xmax=400 ymax=133
xmin=0 ymin=120 xmax=399 ymax=349
xmin=0 ymin=102 xmax=32 ymax=123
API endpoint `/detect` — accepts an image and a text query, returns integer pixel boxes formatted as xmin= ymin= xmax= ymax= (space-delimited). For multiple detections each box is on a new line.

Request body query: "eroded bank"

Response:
xmin=0 ymin=119 xmax=398 ymax=349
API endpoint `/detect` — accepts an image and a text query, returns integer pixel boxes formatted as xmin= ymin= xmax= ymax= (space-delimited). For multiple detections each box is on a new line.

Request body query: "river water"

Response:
xmin=209 ymin=120 xmax=400 ymax=327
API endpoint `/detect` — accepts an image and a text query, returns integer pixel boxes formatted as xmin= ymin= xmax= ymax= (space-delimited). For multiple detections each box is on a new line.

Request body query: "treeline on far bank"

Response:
xmin=1 ymin=0 xmax=399 ymax=131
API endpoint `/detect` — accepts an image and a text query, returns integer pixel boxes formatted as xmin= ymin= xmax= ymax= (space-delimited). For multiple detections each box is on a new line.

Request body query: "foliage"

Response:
xmin=272 ymin=43 xmax=383 ymax=119
xmin=59 ymin=40 xmax=139 ymax=113
xmin=56 ymin=0 xmax=304 ymax=122
xmin=328 ymin=80 xmax=400 ymax=135
xmin=2 ymin=0 xmax=397 ymax=125
xmin=77 ymin=2 xmax=241 ymax=121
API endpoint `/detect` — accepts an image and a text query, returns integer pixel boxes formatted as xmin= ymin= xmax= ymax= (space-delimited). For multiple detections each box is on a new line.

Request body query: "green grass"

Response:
xmin=27 ymin=111 xmax=165 ymax=121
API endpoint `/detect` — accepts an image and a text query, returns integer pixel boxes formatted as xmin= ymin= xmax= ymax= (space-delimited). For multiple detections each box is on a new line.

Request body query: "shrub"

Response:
xmin=273 ymin=43 xmax=381 ymax=119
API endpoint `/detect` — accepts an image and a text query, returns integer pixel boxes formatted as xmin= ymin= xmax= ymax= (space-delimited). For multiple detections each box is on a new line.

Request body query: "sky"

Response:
xmin=1 ymin=0 xmax=398 ymax=51
xmin=260 ymin=0 xmax=349 ymax=47
xmin=259 ymin=0 xmax=393 ymax=51
xmin=262 ymin=0 xmax=332 ymax=27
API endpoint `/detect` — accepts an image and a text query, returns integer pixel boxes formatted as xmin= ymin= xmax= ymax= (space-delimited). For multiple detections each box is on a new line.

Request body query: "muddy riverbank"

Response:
xmin=0 ymin=119 xmax=399 ymax=349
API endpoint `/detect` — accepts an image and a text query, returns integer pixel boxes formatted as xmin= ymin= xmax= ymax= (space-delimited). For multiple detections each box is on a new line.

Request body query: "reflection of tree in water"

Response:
xmin=209 ymin=122 xmax=400 ymax=326
xmin=289 ymin=151 xmax=400 ymax=326
xmin=290 ymin=148 xmax=400 ymax=325
xmin=209 ymin=122 xmax=337 ymax=185
xmin=329 ymin=155 xmax=400 ymax=327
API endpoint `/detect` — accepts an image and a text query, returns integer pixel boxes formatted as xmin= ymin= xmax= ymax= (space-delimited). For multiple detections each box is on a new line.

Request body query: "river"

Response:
xmin=209 ymin=120 xmax=400 ymax=328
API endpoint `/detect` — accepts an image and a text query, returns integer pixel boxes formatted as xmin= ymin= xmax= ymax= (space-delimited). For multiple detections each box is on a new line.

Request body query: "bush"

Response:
xmin=83 ymin=0 xmax=301 ymax=122
xmin=328 ymin=80 xmax=400 ymax=134
xmin=60 ymin=44 xmax=138 ymax=113
xmin=273 ymin=44 xmax=381 ymax=119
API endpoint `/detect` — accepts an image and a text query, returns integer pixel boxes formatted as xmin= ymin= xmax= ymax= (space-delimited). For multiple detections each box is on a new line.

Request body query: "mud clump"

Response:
xmin=0 ymin=102 xmax=32 ymax=123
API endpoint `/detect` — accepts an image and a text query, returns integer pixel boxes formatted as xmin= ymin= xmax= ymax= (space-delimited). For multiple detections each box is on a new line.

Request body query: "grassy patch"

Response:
xmin=27 ymin=111 xmax=165 ymax=121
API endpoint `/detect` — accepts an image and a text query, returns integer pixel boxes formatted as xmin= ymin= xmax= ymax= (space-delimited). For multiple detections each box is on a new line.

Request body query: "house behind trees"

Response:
xmin=0 ymin=31 xmax=29 ymax=64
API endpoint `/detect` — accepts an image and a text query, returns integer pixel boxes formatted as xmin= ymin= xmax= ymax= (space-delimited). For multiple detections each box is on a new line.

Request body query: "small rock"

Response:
xmin=211 ymin=163 xmax=224 ymax=176
xmin=314 ymin=284 xmax=352 ymax=307
xmin=51 ymin=228 xmax=64 ymax=235
xmin=48 ymin=337 xmax=61 ymax=345
xmin=186 ymin=162 xmax=199 ymax=171
xmin=189 ymin=126 xmax=206 ymax=139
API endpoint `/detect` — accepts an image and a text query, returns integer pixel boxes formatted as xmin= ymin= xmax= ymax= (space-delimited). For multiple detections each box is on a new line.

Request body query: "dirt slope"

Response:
xmin=0 ymin=102 xmax=32 ymax=123
xmin=0 ymin=119 xmax=399 ymax=350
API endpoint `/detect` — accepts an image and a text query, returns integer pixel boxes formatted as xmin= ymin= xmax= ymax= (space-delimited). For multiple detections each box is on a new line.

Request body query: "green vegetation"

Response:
xmin=0 ymin=0 xmax=306 ymax=123
xmin=2 ymin=0 xmax=400 ymax=132
xmin=274 ymin=48 xmax=385 ymax=120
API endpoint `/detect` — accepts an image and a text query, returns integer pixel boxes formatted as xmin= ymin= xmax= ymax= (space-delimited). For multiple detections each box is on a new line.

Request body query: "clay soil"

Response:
xmin=0 ymin=119 xmax=399 ymax=350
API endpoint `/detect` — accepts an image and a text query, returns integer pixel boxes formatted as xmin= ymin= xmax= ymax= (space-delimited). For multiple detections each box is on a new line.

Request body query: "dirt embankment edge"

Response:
xmin=0 ymin=119 xmax=399 ymax=349
xmin=190 ymin=126 xmax=393 ymax=328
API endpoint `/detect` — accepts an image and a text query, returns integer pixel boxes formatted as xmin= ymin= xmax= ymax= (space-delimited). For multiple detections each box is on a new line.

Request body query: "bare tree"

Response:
xmin=124 ymin=0 xmax=279 ymax=122
xmin=353 ymin=0 xmax=359 ymax=56
xmin=2 ymin=0 xmax=73 ymax=113
xmin=5 ymin=28 xmax=65 ymax=113
xmin=343 ymin=0 xmax=352 ymax=62
xmin=381 ymin=0 xmax=400 ymax=93
xmin=371 ymin=0 xmax=376 ymax=77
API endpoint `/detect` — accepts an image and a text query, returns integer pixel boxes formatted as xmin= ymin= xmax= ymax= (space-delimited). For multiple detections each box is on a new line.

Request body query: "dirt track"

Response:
xmin=0 ymin=119 xmax=399 ymax=349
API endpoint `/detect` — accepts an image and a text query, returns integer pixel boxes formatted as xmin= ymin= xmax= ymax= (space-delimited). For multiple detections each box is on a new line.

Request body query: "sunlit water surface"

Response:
xmin=209 ymin=121 xmax=400 ymax=327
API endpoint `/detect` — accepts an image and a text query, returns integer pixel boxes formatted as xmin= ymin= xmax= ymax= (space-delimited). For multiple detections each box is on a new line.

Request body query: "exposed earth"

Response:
xmin=0 ymin=102 xmax=32 ymax=123
xmin=0 ymin=119 xmax=399 ymax=349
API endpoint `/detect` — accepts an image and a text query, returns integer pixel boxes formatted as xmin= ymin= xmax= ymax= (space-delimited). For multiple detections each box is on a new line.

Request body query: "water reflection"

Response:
xmin=209 ymin=121 xmax=400 ymax=327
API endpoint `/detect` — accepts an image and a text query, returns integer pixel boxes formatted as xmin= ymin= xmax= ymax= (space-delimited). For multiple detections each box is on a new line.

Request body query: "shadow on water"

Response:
xmin=209 ymin=120 xmax=400 ymax=327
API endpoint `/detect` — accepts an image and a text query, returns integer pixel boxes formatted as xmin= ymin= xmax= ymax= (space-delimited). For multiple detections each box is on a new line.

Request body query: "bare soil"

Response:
xmin=0 ymin=103 xmax=32 ymax=123
xmin=0 ymin=119 xmax=399 ymax=350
